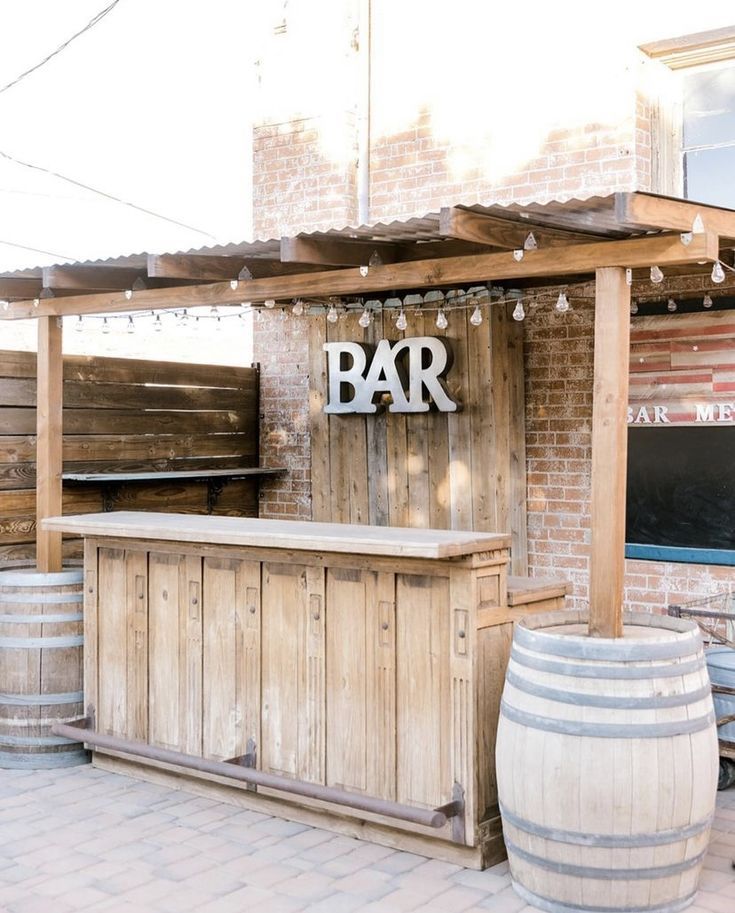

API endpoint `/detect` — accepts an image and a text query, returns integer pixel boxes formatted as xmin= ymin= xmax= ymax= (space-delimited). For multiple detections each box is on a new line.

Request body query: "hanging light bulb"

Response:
xmin=703 ymin=293 xmax=713 ymax=309
xmin=436 ymin=309 xmax=448 ymax=330
xmin=470 ymin=305 xmax=483 ymax=326
xmin=524 ymin=232 xmax=538 ymax=251
xmin=292 ymin=298 xmax=304 ymax=316
xmin=359 ymin=265 xmax=369 ymax=277
xmin=358 ymin=308 xmax=372 ymax=328
xmin=667 ymin=298 xmax=677 ymax=312
xmin=101 ymin=317 xmax=110 ymax=335
xmin=254 ymin=309 xmax=263 ymax=322
xmin=368 ymin=250 xmax=383 ymax=268
xmin=154 ymin=314 xmax=163 ymax=332
xmin=230 ymin=280 xmax=239 ymax=291
xmin=264 ymin=299 xmax=276 ymax=309
xmin=555 ymin=291 xmax=570 ymax=313
xmin=32 ymin=298 xmax=40 ymax=307
xmin=127 ymin=316 xmax=135 ymax=334
xmin=209 ymin=306 xmax=219 ymax=317
xmin=630 ymin=301 xmax=639 ymax=315
xmin=396 ymin=309 xmax=408 ymax=331
xmin=216 ymin=316 xmax=224 ymax=331
xmin=326 ymin=304 xmax=339 ymax=323
xmin=650 ymin=265 xmax=664 ymax=284
xmin=279 ymin=308 xmax=287 ymax=321
xmin=75 ymin=315 xmax=84 ymax=333
xmin=124 ymin=289 xmax=133 ymax=300
xmin=178 ymin=309 xmax=189 ymax=326
xmin=711 ymin=261 xmax=726 ymax=284
xmin=513 ymin=249 xmax=524 ymax=262
xmin=512 ymin=300 xmax=525 ymax=322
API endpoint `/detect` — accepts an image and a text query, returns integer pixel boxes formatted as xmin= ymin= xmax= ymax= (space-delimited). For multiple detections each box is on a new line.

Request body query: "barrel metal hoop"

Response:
xmin=504 ymin=667 xmax=712 ymax=710
xmin=0 ymin=732 xmax=80 ymax=747
xmin=511 ymin=882 xmax=698 ymax=913
xmin=509 ymin=647 xmax=706 ymax=681
xmin=500 ymin=700 xmax=715 ymax=738
xmin=0 ymin=569 xmax=83 ymax=586
xmin=505 ymin=837 xmax=706 ymax=879
xmin=499 ymin=803 xmax=713 ymax=847
xmin=0 ymin=592 xmax=82 ymax=605
xmin=0 ymin=613 xmax=83 ymax=624
xmin=513 ymin=624 xmax=700 ymax=661
xmin=0 ymin=691 xmax=83 ymax=706
xmin=0 ymin=635 xmax=84 ymax=649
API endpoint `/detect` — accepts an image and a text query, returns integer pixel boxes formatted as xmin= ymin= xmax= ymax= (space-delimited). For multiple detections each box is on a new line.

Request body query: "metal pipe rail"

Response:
xmin=52 ymin=719 xmax=464 ymax=830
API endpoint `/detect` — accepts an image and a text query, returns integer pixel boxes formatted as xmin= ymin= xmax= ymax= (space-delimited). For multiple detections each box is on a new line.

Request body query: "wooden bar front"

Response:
xmin=45 ymin=511 xmax=563 ymax=868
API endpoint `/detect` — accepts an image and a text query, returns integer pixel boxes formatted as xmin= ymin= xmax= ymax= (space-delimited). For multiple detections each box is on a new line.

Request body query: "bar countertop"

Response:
xmin=43 ymin=511 xmax=511 ymax=560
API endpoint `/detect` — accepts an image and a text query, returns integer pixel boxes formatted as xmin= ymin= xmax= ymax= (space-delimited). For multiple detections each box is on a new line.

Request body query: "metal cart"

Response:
xmin=669 ymin=592 xmax=735 ymax=790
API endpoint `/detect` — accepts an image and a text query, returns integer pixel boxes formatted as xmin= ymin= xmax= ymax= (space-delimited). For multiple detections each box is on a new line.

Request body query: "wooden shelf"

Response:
xmin=62 ymin=467 xmax=285 ymax=483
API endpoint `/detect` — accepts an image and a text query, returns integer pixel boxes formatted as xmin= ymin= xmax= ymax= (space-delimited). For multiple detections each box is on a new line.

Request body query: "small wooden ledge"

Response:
xmin=507 ymin=575 xmax=572 ymax=607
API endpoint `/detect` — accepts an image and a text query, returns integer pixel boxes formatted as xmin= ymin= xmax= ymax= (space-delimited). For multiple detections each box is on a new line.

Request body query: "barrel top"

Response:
xmin=0 ymin=566 xmax=83 ymax=586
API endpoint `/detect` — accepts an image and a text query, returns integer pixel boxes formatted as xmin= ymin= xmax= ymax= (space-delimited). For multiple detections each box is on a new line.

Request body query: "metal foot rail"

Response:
xmin=52 ymin=718 xmax=464 ymax=831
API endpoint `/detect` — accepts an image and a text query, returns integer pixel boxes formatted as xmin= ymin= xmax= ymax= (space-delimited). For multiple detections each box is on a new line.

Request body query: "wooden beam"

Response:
xmin=0 ymin=231 xmax=719 ymax=320
xmin=36 ymin=316 xmax=63 ymax=572
xmin=439 ymin=206 xmax=610 ymax=248
xmin=615 ymin=192 xmax=735 ymax=240
xmin=280 ymin=236 xmax=400 ymax=267
xmin=42 ymin=265 xmax=145 ymax=291
xmin=147 ymin=254 xmax=247 ymax=281
xmin=588 ymin=267 xmax=630 ymax=638
xmin=0 ymin=278 xmax=42 ymax=299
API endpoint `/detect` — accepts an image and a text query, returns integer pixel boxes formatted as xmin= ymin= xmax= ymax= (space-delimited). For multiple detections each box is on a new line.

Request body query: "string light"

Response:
xmin=127 ymin=316 xmax=135 ymax=334
xmin=469 ymin=305 xmax=483 ymax=326
xmin=75 ymin=315 xmax=83 ymax=332
xmin=326 ymin=304 xmax=339 ymax=323
xmin=513 ymin=249 xmax=524 ymax=262
xmin=264 ymin=299 xmax=276 ymax=309
xmin=667 ymin=298 xmax=677 ymax=312
xmin=396 ymin=309 xmax=408 ymax=331
xmin=178 ymin=309 xmax=189 ymax=326
xmin=154 ymin=314 xmax=163 ymax=332
xmin=555 ymin=291 xmax=570 ymax=313
xmin=368 ymin=250 xmax=383 ymax=268
xmin=524 ymin=232 xmax=538 ymax=251
xmin=512 ymin=300 xmax=525 ymax=321
xmin=101 ymin=317 xmax=110 ymax=334
xmin=650 ymin=265 xmax=664 ymax=284
xmin=230 ymin=280 xmax=239 ymax=291
xmin=436 ymin=309 xmax=448 ymax=330
xmin=703 ymin=294 xmax=713 ymax=309
xmin=279 ymin=308 xmax=287 ymax=321
xmin=124 ymin=289 xmax=133 ymax=300
xmin=209 ymin=306 xmax=219 ymax=317
xmin=630 ymin=300 xmax=638 ymax=315
xmin=711 ymin=261 xmax=726 ymax=284
xmin=292 ymin=298 xmax=304 ymax=316
xmin=358 ymin=308 xmax=372 ymax=328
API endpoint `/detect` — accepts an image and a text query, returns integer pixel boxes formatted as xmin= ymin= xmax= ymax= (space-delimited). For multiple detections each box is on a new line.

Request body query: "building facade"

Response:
xmin=252 ymin=1 xmax=735 ymax=610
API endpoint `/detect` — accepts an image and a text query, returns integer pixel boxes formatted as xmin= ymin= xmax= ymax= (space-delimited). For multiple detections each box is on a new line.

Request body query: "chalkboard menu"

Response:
xmin=626 ymin=426 xmax=735 ymax=550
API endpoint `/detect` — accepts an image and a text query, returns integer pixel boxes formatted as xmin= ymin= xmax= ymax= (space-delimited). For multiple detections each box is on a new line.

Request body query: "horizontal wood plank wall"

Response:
xmin=0 ymin=351 xmax=259 ymax=560
xmin=308 ymin=306 xmax=528 ymax=573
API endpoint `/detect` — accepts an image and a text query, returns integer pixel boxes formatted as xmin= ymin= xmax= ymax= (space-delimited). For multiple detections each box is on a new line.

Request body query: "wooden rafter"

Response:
xmin=439 ymin=206 xmax=610 ymax=249
xmin=280 ymin=236 xmax=400 ymax=267
xmin=0 ymin=232 xmax=719 ymax=320
xmin=0 ymin=277 xmax=42 ymax=299
xmin=615 ymin=193 xmax=735 ymax=240
xmin=42 ymin=265 xmax=146 ymax=292
xmin=148 ymin=254 xmax=329 ymax=281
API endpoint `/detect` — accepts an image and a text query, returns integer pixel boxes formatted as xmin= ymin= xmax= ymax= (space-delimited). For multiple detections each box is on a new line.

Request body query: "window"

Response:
xmin=682 ymin=61 xmax=735 ymax=208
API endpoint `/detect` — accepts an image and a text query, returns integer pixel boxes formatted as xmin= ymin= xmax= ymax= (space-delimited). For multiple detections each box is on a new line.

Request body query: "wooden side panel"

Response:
xmin=507 ymin=310 xmax=528 ymax=575
xmin=84 ymin=539 xmax=99 ymax=721
xmin=261 ymin=562 xmax=325 ymax=782
xmin=450 ymin=566 xmax=476 ymax=844
xmin=202 ymin=557 xmax=260 ymax=761
xmin=97 ymin=548 xmax=147 ymax=738
xmin=396 ymin=572 xmax=451 ymax=808
xmin=325 ymin=568 xmax=396 ymax=799
xmin=308 ymin=315 xmax=331 ymax=522
xmin=148 ymin=553 xmax=203 ymax=754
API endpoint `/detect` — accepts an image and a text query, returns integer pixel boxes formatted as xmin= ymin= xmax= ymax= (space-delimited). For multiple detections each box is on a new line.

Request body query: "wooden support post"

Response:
xmin=589 ymin=267 xmax=631 ymax=638
xmin=36 ymin=316 xmax=63 ymax=572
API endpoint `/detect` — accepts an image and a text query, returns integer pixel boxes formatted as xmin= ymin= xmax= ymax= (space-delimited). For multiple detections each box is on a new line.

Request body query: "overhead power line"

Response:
xmin=0 ymin=238 xmax=76 ymax=260
xmin=0 ymin=1 xmax=122 ymax=97
xmin=0 ymin=148 xmax=219 ymax=242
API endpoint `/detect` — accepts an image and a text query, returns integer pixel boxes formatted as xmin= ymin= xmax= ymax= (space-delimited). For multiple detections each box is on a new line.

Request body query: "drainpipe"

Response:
xmin=356 ymin=0 xmax=371 ymax=225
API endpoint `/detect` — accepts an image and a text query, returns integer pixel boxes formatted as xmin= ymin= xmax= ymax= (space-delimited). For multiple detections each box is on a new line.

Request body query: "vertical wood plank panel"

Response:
xmin=450 ymin=565 xmax=476 ymax=845
xmin=490 ymin=303 xmax=511 ymax=536
xmin=125 ymin=550 xmax=148 ymax=741
xmin=97 ymin=548 xmax=128 ymax=736
xmin=148 ymin=553 xmax=183 ymax=750
xmin=446 ymin=309 xmax=473 ymax=530
xmin=396 ymin=573 xmax=451 ymax=808
xmin=507 ymin=308 xmax=528 ymax=574
xmin=384 ymin=311 xmax=410 ymax=526
xmin=299 ymin=564 xmax=326 ymax=782
xmin=36 ymin=316 xmax=63 ymax=571
xmin=589 ymin=267 xmax=631 ymax=637
xmin=181 ymin=554 xmax=204 ymax=755
xmin=83 ymin=539 xmax=99 ymax=722
xmin=407 ymin=312 xmax=431 ymax=528
xmin=468 ymin=306 xmax=496 ymax=532
xmin=367 ymin=310 xmax=390 ymax=526
xmin=308 ymin=315 xmax=331 ymax=522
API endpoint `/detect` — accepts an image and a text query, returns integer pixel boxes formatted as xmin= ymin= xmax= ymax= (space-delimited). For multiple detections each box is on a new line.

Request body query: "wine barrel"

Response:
xmin=0 ymin=565 xmax=88 ymax=768
xmin=496 ymin=610 xmax=718 ymax=913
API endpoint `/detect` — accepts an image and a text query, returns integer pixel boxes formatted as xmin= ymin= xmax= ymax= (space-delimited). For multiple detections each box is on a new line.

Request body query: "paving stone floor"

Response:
xmin=0 ymin=764 xmax=734 ymax=913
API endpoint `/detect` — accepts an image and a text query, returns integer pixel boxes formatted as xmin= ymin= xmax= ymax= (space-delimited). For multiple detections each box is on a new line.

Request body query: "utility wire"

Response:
xmin=0 ymin=238 xmax=75 ymax=259
xmin=0 ymin=148 xmax=219 ymax=242
xmin=0 ymin=1 xmax=122 ymax=97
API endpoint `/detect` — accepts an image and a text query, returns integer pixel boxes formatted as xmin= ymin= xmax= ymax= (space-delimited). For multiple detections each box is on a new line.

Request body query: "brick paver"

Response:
xmin=0 ymin=765 xmax=733 ymax=912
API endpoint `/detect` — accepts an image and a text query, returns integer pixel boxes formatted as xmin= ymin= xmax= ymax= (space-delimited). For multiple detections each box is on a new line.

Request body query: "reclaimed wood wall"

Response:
xmin=0 ymin=351 xmax=259 ymax=561
xmin=629 ymin=310 xmax=735 ymax=424
xmin=308 ymin=304 xmax=528 ymax=573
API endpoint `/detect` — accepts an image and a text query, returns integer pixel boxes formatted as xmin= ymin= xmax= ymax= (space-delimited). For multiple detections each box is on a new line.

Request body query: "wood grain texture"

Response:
xmin=589 ymin=268 xmax=631 ymax=637
xmin=36 ymin=317 xmax=63 ymax=572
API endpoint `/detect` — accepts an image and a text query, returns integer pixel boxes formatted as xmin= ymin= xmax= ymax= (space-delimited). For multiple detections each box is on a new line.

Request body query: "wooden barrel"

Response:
xmin=0 ymin=565 xmax=88 ymax=768
xmin=496 ymin=610 xmax=718 ymax=913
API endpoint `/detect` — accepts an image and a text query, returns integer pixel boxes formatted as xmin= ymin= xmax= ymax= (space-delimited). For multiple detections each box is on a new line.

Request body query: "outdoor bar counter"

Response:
xmin=43 ymin=511 xmax=566 ymax=868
